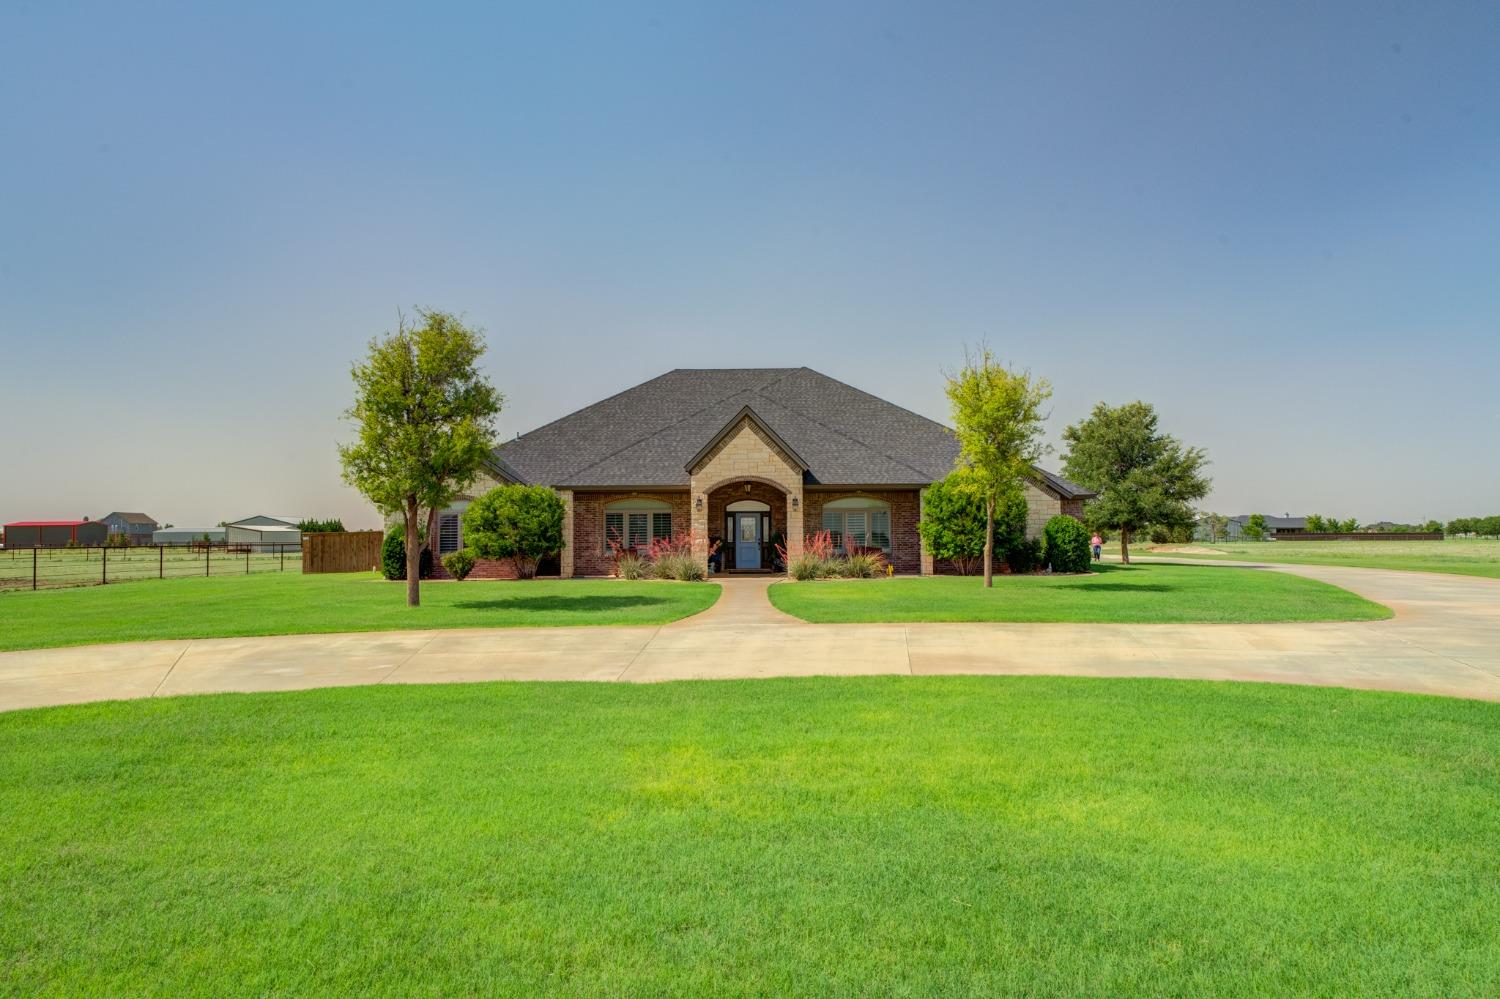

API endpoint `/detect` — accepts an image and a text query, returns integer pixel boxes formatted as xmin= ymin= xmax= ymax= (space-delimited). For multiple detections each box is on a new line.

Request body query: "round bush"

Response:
xmin=442 ymin=548 xmax=477 ymax=581
xmin=1043 ymin=516 xmax=1092 ymax=573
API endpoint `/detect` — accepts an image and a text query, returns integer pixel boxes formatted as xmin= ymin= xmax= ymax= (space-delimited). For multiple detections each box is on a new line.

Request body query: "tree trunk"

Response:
xmin=405 ymin=498 xmax=422 ymax=607
xmin=983 ymin=496 xmax=995 ymax=588
xmin=1119 ymin=527 xmax=1131 ymax=565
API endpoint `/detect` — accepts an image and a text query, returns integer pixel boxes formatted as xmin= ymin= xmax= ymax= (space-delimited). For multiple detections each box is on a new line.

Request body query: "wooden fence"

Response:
xmin=1273 ymin=532 xmax=1444 ymax=542
xmin=302 ymin=530 xmax=383 ymax=573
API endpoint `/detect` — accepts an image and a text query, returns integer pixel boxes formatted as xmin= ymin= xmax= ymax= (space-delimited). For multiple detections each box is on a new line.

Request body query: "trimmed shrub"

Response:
xmin=917 ymin=474 xmax=987 ymax=576
xmin=441 ymin=548 xmax=477 ymax=581
xmin=298 ymin=518 xmax=346 ymax=533
xmin=462 ymin=485 xmax=565 ymax=580
xmin=1043 ymin=515 xmax=1091 ymax=573
xmin=1003 ymin=537 xmax=1043 ymax=574
xmin=381 ymin=525 xmax=433 ymax=581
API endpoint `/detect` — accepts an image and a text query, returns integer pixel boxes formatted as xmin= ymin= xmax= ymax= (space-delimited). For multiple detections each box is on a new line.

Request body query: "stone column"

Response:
xmin=690 ymin=481 xmax=709 ymax=573
xmin=918 ymin=486 xmax=934 ymax=576
xmin=784 ymin=485 xmax=805 ymax=573
xmin=558 ymin=489 xmax=575 ymax=578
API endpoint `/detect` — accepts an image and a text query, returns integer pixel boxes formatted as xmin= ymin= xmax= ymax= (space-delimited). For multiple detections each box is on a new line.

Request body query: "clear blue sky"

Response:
xmin=3 ymin=1 xmax=1496 ymax=527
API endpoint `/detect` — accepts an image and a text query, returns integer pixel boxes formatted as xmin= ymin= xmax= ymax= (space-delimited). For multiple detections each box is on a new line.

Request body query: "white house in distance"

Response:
xmin=223 ymin=515 xmax=303 ymax=548
xmin=152 ymin=527 xmax=227 ymax=545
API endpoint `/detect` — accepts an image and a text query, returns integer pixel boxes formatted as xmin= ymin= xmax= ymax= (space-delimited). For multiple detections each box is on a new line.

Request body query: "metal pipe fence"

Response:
xmin=0 ymin=543 xmax=302 ymax=592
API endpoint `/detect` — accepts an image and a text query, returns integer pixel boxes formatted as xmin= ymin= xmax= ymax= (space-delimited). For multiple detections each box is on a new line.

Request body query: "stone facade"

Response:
xmin=687 ymin=418 xmax=805 ymax=570
xmin=1023 ymin=480 xmax=1066 ymax=539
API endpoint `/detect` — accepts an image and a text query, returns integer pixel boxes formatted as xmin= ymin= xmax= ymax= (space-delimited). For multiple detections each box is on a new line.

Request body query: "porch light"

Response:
xmin=695 ymin=495 xmax=704 ymax=512
xmin=743 ymin=483 xmax=752 ymax=493
xmin=792 ymin=496 xmax=799 ymax=511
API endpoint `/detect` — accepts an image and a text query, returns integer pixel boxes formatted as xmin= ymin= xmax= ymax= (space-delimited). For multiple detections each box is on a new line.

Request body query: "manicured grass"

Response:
xmin=3 ymin=677 xmax=1498 ymax=994
xmin=0 ymin=573 xmax=719 ymax=652
xmin=768 ymin=563 xmax=1389 ymax=623
xmin=1130 ymin=538 xmax=1500 ymax=579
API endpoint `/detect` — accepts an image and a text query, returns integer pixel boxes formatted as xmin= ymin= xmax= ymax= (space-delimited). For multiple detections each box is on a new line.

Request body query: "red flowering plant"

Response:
xmin=648 ymin=529 xmax=717 ymax=581
xmin=778 ymin=529 xmax=837 ymax=580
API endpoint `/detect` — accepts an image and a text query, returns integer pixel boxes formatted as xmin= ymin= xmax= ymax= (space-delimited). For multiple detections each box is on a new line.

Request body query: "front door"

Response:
xmin=734 ymin=512 xmax=761 ymax=569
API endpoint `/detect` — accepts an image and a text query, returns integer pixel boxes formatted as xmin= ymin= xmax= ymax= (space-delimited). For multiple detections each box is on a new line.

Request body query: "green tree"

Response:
xmin=339 ymin=309 xmax=502 ymax=606
xmin=1305 ymin=514 xmax=1326 ymax=533
xmin=917 ymin=472 xmax=988 ymax=576
xmin=1200 ymin=511 xmax=1229 ymax=543
xmin=1338 ymin=518 xmax=1360 ymax=533
xmin=1061 ymin=401 xmax=1210 ymax=564
xmin=944 ymin=348 xmax=1052 ymax=587
xmin=462 ymin=485 xmax=565 ymax=579
xmin=1242 ymin=513 xmax=1267 ymax=540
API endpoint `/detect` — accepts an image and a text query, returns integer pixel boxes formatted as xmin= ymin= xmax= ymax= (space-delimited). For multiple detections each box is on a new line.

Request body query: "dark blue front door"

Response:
xmin=734 ymin=513 xmax=761 ymax=569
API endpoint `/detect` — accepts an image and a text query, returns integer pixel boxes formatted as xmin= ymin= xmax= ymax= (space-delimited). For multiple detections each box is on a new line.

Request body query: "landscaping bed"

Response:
xmin=2 ymin=676 xmax=1496 ymax=994
xmin=768 ymin=563 xmax=1390 ymax=623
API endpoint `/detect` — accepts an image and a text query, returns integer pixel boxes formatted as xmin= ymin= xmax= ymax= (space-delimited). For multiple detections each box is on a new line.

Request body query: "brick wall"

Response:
xmin=570 ymin=490 xmax=692 ymax=577
xmin=803 ymin=489 xmax=922 ymax=575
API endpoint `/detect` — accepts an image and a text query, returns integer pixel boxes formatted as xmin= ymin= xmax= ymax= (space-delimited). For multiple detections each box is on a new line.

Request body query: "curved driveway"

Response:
xmin=1 ymin=561 xmax=1497 ymax=712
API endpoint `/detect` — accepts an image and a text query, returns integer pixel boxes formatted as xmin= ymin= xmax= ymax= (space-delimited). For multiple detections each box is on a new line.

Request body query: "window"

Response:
xmin=820 ymin=498 xmax=892 ymax=552
xmin=603 ymin=499 xmax=673 ymax=553
xmin=438 ymin=514 xmax=462 ymax=554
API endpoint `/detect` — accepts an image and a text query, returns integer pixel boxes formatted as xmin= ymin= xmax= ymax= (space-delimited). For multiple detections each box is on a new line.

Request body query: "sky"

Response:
xmin=2 ymin=1 xmax=1497 ymax=528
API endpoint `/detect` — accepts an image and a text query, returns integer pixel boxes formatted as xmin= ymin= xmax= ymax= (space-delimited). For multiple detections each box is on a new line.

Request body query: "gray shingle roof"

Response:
xmin=493 ymin=368 xmax=1088 ymax=495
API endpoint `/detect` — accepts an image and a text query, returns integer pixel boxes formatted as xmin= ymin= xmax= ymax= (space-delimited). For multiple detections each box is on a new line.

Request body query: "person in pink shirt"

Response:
xmin=1091 ymin=532 xmax=1103 ymax=562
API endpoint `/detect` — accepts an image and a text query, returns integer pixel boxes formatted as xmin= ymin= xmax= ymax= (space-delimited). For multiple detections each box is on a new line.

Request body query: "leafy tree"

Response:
xmin=462 ymin=485 xmax=565 ymax=579
xmin=1061 ymin=401 xmax=1210 ymax=563
xmin=1241 ymin=513 xmax=1267 ymax=540
xmin=339 ymin=309 xmax=502 ymax=606
xmin=1305 ymin=514 xmax=1326 ymax=533
xmin=1422 ymin=520 xmax=1443 ymax=534
xmin=1200 ymin=511 xmax=1229 ymax=543
xmin=381 ymin=525 xmax=433 ymax=581
xmin=1338 ymin=518 xmax=1360 ymax=533
xmin=944 ymin=348 xmax=1051 ymax=587
xmin=297 ymin=518 xmax=346 ymax=533
xmin=917 ymin=473 xmax=987 ymax=576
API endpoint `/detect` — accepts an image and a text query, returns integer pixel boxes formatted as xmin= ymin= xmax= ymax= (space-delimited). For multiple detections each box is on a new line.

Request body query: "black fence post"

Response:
xmin=280 ymin=546 xmax=285 ymax=572
xmin=160 ymin=545 xmax=164 ymax=580
xmin=206 ymin=543 xmax=210 ymax=577
xmin=246 ymin=546 xmax=251 ymax=575
xmin=33 ymin=547 xmax=37 ymax=591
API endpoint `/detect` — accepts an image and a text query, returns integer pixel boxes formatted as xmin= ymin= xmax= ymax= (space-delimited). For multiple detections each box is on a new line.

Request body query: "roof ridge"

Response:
xmin=559 ymin=385 xmax=775 ymax=484
xmin=753 ymin=372 xmax=943 ymax=481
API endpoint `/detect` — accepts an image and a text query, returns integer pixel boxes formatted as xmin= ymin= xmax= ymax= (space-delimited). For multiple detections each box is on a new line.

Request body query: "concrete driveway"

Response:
xmin=1 ymin=563 xmax=1498 ymax=712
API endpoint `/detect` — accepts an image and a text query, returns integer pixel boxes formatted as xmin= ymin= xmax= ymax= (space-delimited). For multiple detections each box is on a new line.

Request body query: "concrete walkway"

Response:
xmin=2 ymin=563 xmax=1498 ymax=712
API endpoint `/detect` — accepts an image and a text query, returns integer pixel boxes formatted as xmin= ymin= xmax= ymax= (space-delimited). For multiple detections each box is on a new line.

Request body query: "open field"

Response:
xmin=3 ymin=676 xmax=1497 ymax=995
xmin=0 ymin=574 xmax=719 ymax=652
xmin=0 ymin=545 xmax=300 ymax=590
xmin=1128 ymin=537 xmax=1500 ymax=579
xmin=768 ymin=563 xmax=1389 ymax=624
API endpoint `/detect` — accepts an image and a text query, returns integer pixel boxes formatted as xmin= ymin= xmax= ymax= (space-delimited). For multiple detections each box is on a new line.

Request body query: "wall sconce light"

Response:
xmin=695 ymin=495 xmax=704 ymax=512
xmin=791 ymin=496 xmax=800 ymax=511
xmin=743 ymin=483 xmax=752 ymax=493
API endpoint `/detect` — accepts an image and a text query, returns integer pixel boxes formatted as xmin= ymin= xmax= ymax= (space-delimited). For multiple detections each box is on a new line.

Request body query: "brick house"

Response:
xmin=97 ymin=512 xmax=160 ymax=546
xmin=433 ymin=368 xmax=1092 ymax=578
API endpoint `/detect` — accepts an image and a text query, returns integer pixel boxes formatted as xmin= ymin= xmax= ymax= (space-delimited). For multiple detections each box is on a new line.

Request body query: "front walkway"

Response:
xmin=2 ymin=563 xmax=1498 ymax=711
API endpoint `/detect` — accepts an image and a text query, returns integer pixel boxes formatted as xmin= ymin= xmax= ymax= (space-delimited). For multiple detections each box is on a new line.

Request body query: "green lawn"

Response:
xmin=768 ymin=563 xmax=1389 ymax=623
xmin=3 ymin=677 xmax=1497 ymax=994
xmin=0 ymin=573 xmax=718 ymax=652
xmin=1130 ymin=538 xmax=1500 ymax=579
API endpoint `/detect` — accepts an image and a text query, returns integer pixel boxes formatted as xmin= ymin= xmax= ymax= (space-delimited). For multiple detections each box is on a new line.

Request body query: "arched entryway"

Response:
xmin=706 ymin=481 xmax=787 ymax=572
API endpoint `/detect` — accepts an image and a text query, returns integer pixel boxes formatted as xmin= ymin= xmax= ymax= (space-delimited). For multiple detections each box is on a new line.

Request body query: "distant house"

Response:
xmin=152 ymin=527 xmax=226 ymax=545
xmin=3 ymin=520 xmax=110 ymax=548
xmin=223 ymin=515 xmax=303 ymax=549
xmin=1225 ymin=515 xmax=1307 ymax=541
xmin=97 ymin=512 xmax=159 ymax=546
